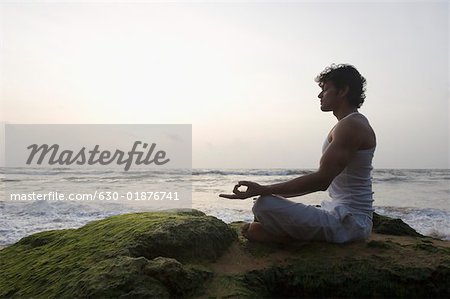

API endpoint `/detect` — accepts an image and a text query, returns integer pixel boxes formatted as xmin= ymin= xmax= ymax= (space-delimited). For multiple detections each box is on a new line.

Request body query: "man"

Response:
xmin=220 ymin=64 xmax=376 ymax=244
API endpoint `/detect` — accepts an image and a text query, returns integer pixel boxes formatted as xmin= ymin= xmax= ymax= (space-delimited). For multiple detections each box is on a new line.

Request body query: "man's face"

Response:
xmin=317 ymin=81 xmax=339 ymax=112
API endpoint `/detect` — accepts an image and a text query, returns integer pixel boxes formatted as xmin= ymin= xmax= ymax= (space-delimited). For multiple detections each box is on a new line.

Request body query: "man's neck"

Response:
xmin=333 ymin=107 xmax=358 ymax=120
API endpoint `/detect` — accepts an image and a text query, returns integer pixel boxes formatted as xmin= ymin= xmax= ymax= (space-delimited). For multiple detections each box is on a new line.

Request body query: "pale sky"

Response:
xmin=1 ymin=0 xmax=449 ymax=169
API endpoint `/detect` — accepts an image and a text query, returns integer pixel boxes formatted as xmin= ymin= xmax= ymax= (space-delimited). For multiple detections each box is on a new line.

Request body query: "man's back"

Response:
xmin=324 ymin=112 xmax=376 ymax=216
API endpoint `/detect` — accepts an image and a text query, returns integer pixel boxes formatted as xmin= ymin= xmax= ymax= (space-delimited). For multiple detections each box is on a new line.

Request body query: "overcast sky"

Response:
xmin=1 ymin=0 xmax=448 ymax=169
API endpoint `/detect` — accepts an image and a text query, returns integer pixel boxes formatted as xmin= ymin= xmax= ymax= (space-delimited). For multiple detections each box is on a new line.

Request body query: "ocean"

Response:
xmin=1 ymin=168 xmax=449 ymax=246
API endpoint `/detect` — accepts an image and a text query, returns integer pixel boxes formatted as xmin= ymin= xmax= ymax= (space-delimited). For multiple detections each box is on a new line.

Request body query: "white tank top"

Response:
xmin=322 ymin=112 xmax=375 ymax=216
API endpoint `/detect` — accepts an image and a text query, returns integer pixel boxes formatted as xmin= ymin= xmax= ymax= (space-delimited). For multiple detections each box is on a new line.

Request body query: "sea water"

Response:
xmin=1 ymin=168 xmax=449 ymax=246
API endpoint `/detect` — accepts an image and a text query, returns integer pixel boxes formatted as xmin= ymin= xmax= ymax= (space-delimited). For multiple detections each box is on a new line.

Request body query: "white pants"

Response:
xmin=252 ymin=195 xmax=373 ymax=243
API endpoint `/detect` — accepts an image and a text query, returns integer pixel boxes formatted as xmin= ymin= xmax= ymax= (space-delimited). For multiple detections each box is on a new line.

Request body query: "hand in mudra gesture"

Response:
xmin=219 ymin=181 xmax=266 ymax=199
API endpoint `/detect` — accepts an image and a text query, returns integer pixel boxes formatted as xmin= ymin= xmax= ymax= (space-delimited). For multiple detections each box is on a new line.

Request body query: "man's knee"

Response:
xmin=252 ymin=195 xmax=275 ymax=216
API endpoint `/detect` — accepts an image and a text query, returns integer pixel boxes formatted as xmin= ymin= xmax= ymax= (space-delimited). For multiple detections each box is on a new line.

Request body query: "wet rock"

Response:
xmin=1 ymin=211 xmax=448 ymax=298
xmin=372 ymin=212 xmax=423 ymax=237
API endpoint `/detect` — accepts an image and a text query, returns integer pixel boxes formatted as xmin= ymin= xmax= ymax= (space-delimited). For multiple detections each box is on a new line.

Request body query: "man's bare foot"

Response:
xmin=242 ymin=222 xmax=292 ymax=244
xmin=241 ymin=223 xmax=251 ymax=238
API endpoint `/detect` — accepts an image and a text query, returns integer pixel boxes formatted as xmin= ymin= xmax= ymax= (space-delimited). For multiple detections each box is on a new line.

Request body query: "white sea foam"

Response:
xmin=0 ymin=168 xmax=449 ymax=245
xmin=0 ymin=200 xmax=134 ymax=246
xmin=375 ymin=206 xmax=450 ymax=241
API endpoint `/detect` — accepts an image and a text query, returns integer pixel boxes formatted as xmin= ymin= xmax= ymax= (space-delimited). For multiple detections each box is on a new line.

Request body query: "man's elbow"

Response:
xmin=315 ymin=173 xmax=334 ymax=191
xmin=318 ymin=182 xmax=330 ymax=191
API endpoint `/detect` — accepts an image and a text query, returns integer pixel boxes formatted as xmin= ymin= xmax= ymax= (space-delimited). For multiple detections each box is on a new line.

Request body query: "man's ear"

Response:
xmin=338 ymin=86 xmax=349 ymax=98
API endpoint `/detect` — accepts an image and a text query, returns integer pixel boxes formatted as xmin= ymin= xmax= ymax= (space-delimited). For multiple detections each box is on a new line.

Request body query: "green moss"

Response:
xmin=200 ymin=275 xmax=259 ymax=298
xmin=367 ymin=240 xmax=396 ymax=249
xmin=414 ymin=242 xmax=440 ymax=253
xmin=75 ymin=256 xmax=212 ymax=298
xmin=0 ymin=210 xmax=236 ymax=298
xmin=1 ymin=210 xmax=449 ymax=298
xmin=242 ymin=260 xmax=450 ymax=298
xmin=228 ymin=221 xmax=246 ymax=234
xmin=372 ymin=212 xmax=423 ymax=237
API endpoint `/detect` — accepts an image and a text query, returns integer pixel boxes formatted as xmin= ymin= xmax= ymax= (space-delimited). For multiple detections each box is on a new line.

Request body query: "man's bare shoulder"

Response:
xmin=333 ymin=113 xmax=376 ymax=150
xmin=338 ymin=113 xmax=369 ymax=128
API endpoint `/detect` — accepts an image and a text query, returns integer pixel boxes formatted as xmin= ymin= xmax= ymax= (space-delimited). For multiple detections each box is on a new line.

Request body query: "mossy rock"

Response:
xmin=242 ymin=260 xmax=450 ymax=298
xmin=1 ymin=210 xmax=448 ymax=298
xmin=0 ymin=209 xmax=236 ymax=298
xmin=204 ymin=215 xmax=450 ymax=298
xmin=75 ymin=256 xmax=211 ymax=298
xmin=372 ymin=212 xmax=423 ymax=237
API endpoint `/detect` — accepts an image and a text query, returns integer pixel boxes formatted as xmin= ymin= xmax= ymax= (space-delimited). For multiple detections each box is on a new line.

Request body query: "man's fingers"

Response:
xmin=234 ymin=183 xmax=249 ymax=194
xmin=233 ymin=184 xmax=239 ymax=193
xmin=219 ymin=194 xmax=242 ymax=199
xmin=220 ymin=181 xmax=258 ymax=200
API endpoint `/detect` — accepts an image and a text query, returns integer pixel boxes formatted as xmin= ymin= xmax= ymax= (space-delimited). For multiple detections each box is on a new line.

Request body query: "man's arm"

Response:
xmin=219 ymin=119 xmax=362 ymax=199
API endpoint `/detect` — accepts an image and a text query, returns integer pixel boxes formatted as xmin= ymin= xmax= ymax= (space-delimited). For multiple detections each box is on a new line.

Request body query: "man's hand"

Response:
xmin=219 ymin=181 xmax=267 ymax=199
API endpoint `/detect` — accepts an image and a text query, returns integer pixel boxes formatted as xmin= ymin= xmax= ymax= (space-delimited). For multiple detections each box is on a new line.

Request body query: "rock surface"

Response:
xmin=0 ymin=210 xmax=449 ymax=298
xmin=0 ymin=209 xmax=236 ymax=298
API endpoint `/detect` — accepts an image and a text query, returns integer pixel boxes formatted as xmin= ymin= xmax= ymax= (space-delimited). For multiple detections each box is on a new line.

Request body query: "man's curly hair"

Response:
xmin=315 ymin=64 xmax=367 ymax=108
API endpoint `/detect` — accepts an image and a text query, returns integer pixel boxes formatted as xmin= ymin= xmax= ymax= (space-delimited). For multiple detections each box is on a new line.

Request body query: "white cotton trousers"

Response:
xmin=252 ymin=195 xmax=373 ymax=244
